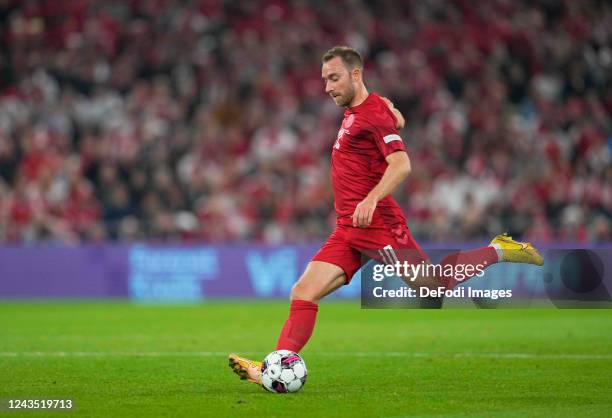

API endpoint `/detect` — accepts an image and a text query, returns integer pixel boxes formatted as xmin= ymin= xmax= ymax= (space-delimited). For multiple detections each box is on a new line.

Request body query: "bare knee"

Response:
xmin=289 ymin=261 xmax=346 ymax=303
xmin=290 ymin=281 xmax=319 ymax=303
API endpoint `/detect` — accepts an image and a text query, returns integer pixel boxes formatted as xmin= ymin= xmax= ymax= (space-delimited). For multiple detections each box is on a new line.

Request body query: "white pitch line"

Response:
xmin=0 ymin=351 xmax=232 ymax=357
xmin=0 ymin=351 xmax=611 ymax=360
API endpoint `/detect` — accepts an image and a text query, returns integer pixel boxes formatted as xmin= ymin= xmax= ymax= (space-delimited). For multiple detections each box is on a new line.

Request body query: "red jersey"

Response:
xmin=331 ymin=92 xmax=407 ymax=227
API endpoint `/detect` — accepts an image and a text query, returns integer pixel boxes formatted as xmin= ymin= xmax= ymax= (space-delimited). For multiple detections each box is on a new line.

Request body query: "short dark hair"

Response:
xmin=322 ymin=46 xmax=363 ymax=70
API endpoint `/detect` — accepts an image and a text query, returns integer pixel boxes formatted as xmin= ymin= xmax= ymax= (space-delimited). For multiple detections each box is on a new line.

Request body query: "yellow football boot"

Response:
xmin=490 ymin=233 xmax=544 ymax=266
xmin=228 ymin=353 xmax=262 ymax=385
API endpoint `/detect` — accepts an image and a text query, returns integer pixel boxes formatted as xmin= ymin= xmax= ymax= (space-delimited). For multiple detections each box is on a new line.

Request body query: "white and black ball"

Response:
xmin=261 ymin=350 xmax=307 ymax=393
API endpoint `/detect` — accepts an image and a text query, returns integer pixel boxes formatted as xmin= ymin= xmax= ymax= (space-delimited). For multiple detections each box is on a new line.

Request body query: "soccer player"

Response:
xmin=229 ymin=46 xmax=543 ymax=385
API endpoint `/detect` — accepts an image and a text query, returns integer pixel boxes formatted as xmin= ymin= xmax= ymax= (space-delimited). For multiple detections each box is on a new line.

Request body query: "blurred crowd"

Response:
xmin=0 ymin=0 xmax=610 ymax=244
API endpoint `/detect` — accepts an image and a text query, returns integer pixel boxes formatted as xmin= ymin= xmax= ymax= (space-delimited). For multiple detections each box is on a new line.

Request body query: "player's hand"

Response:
xmin=381 ymin=96 xmax=405 ymax=130
xmin=352 ymin=197 xmax=377 ymax=228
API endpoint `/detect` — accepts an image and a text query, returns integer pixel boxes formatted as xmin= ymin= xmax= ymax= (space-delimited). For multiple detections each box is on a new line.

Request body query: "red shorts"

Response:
xmin=312 ymin=223 xmax=428 ymax=284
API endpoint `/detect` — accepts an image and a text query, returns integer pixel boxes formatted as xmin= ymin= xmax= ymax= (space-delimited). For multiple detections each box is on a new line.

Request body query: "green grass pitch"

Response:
xmin=1 ymin=301 xmax=611 ymax=417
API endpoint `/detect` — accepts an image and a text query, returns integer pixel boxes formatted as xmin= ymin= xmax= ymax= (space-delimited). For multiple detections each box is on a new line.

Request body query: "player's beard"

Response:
xmin=337 ymin=84 xmax=356 ymax=107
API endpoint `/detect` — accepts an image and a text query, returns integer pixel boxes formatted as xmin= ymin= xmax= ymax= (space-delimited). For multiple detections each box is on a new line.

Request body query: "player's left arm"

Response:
xmin=381 ymin=97 xmax=405 ymax=130
xmin=352 ymin=151 xmax=411 ymax=228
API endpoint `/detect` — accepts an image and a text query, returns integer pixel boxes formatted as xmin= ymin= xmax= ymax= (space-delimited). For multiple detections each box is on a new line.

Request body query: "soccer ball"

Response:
xmin=261 ymin=350 xmax=307 ymax=393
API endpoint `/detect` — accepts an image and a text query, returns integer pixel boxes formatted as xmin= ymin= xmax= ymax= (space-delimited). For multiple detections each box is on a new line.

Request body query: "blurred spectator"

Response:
xmin=0 ymin=0 xmax=610 ymax=244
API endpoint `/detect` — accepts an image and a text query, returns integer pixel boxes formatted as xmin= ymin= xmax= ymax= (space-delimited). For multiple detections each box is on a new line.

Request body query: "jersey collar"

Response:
xmin=345 ymin=92 xmax=375 ymax=115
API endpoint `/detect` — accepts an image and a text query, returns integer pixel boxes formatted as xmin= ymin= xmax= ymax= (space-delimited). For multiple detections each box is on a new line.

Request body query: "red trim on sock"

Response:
xmin=290 ymin=299 xmax=319 ymax=312
xmin=276 ymin=299 xmax=318 ymax=353
xmin=440 ymin=247 xmax=499 ymax=290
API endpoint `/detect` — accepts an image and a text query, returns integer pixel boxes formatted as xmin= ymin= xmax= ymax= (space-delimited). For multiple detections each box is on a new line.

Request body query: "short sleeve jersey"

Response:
xmin=331 ymin=92 xmax=407 ymax=227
